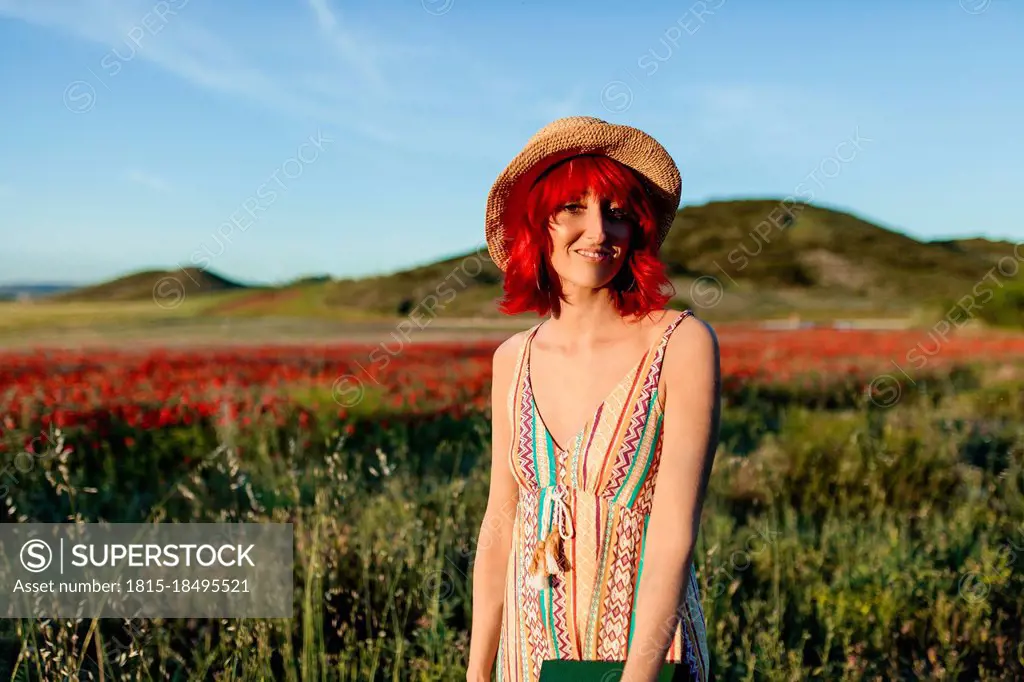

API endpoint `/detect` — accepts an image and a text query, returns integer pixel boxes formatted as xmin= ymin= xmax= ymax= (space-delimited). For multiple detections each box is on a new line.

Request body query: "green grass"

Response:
xmin=0 ymin=373 xmax=1022 ymax=680
xmin=285 ymin=382 xmax=388 ymax=418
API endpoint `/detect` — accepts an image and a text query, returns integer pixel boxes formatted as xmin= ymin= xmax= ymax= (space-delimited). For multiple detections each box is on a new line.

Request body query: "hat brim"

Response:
xmin=485 ymin=121 xmax=681 ymax=272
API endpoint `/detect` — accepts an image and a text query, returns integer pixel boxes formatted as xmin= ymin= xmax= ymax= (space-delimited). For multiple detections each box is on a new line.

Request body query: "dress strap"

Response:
xmin=508 ymin=320 xmax=545 ymax=422
xmin=646 ymin=308 xmax=694 ymax=390
xmin=658 ymin=309 xmax=693 ymax=348
xmin=521 ymin=318 xmax=546 ymax=373
xmin=517 ymin=321 xmax=545 ymax=377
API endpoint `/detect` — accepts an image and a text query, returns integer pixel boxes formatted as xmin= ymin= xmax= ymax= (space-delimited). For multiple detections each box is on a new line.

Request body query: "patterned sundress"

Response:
xmin=496 ymin=309 xmax=710 ymax=682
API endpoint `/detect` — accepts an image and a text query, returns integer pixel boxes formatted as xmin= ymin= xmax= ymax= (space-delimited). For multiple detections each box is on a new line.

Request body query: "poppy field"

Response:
xmin=1 ymin=323 xmax=1023 ymax=680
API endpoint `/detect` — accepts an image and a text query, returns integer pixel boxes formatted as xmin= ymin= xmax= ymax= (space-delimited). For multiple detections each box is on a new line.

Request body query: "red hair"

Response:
xmin=496 ymin=154 xmax=674 ymax=319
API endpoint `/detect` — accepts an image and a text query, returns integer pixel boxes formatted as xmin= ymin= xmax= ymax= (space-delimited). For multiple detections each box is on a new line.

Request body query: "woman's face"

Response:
xmin=546 ymin=188 xmax=633 ymax=291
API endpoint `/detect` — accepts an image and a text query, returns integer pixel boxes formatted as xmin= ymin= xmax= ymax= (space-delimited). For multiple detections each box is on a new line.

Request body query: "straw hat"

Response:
xmin=485 ymin=116 xmax=682 ymax=272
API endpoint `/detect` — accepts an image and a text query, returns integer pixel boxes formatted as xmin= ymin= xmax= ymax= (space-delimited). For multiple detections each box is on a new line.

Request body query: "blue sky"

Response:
xmin=0 ymin=0 xmax=1021 ymax=286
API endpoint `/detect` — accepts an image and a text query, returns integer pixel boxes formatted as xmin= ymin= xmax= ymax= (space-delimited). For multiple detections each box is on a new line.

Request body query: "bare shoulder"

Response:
xmin=493 ymin=327 xmax=528 ymax=363
xmin=491 ymin=325 xmax=534 ymax=380
xmin=664 ymin=311 xmax=719 ymax=376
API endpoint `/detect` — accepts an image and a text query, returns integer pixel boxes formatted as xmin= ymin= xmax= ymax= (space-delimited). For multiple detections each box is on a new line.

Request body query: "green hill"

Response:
xmin=40 ymin=200 xmax=1021 ymax=322
xmin=661 ymin=200 xmax=1016 ymax=298
xmin=310 ymin=199 xmax=1020 ymax=319
xmin=53 ymin=268 xmax=252 ymax=302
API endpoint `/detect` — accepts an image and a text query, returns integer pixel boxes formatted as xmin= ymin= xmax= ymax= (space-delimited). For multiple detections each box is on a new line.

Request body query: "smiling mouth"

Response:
xmin=576 ymin=248 xmax=613 ymax=260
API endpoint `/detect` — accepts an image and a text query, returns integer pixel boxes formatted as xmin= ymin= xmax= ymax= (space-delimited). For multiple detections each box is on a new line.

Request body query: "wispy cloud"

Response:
xmin=125 ymin=169 xmax=172 ymax=193
xmin=0 ymin=0 xmax=557 ymax=160
xmin=9 ymin=1 xmax=436 ymax=137
xmin=304 ymin=0 xmax=388 ymax=96
xmin=1 ymin=1 xmax=293 ymax=108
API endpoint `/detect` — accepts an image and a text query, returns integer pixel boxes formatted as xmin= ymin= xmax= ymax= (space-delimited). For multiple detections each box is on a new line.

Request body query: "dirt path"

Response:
xmin=0 ymin=317 xmax=537 ymax=350
xmin=0 ymin=314 xmax=938 ymax=351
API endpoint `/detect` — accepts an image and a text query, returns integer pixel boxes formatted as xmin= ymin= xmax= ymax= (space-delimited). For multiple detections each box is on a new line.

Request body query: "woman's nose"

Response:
xmin=581 ymin=205 xmax=611 ymax=239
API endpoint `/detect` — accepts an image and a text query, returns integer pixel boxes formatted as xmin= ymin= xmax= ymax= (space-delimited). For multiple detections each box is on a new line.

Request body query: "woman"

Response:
xmin=466 ymin=116 xmax=721 ymax=682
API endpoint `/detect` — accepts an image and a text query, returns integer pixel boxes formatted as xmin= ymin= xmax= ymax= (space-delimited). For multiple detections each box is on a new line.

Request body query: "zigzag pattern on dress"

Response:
xmin=586 ymin=384 xmax=627 ymax=484
xmin=548 ymin=478 xmax=575 ymax=659
xmin=595 ymin=510 xmax=642 ymax=659
xmin=513 ymin=518 xmax=529 ymax=682
xmin=520 ymin=506 xmax=547 ymax=676
xmin=549 ymin=568 xmax=575 ymax=659
xmin=602 ymin=311 xmax=689 ymax=498
xmin=646 ymin=311 xmax=691 ymax=393
xmin=497 ymin=310 xmax=709 ymax=682
xmin=614 ymin=310 xmax=691 ymax=507
xmin=600 ymin=406 xmax=642 ymax=501
xmin=601 ymin=356 xmax=658 ymax=498
xmin=516 ymin=376 xmax=537 ymax=487
xmin=632 ymin=437 xmax=663 ymax=515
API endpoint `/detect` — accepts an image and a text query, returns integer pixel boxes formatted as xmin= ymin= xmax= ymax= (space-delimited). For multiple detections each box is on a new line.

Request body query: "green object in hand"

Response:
xmin=538 ymin=660 xmax=696 ymax=681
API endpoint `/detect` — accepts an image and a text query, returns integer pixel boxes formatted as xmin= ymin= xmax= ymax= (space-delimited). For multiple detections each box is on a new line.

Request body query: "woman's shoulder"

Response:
xmin=491 ymin=321 xmax=542 ymax=372
xmin=662 ymin=308 xmax=719 ymax=366
xmin=645 ymin=307 xmax=713 ymax=335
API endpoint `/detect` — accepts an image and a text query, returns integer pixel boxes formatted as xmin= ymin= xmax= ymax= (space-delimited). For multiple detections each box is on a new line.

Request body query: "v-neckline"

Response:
xmin=524 ymin=313 xmax=681 ymax=454
xmin=527 ymin=351 xmax=647 ymax=454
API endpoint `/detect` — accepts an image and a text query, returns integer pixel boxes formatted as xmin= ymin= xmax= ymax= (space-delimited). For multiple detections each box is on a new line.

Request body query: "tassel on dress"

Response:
xmin=527 ymin=487 xmax=574 ymax=590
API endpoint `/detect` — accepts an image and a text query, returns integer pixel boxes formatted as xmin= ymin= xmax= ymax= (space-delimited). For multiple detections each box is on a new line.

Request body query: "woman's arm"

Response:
xmin=621 ymin=317 xmax=721 ymax=682
xmin=466 ymin=335 xmax=522 ymax=682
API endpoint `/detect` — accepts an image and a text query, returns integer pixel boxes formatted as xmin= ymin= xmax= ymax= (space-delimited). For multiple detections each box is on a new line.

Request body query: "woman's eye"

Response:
xmin=561 ymin=203 xmax=584 ymax=214
xmin=607 ymin=208 xmax=633 ymax=221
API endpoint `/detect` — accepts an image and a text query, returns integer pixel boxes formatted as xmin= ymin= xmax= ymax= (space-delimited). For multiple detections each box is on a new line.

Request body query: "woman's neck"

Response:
xmin=545 ymin=287 xmax=636 ymax=344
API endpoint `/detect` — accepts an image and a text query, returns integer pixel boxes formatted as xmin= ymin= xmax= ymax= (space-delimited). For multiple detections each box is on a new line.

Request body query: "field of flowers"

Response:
xmin=1 ymin=324 xmax=1023 ymax=680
